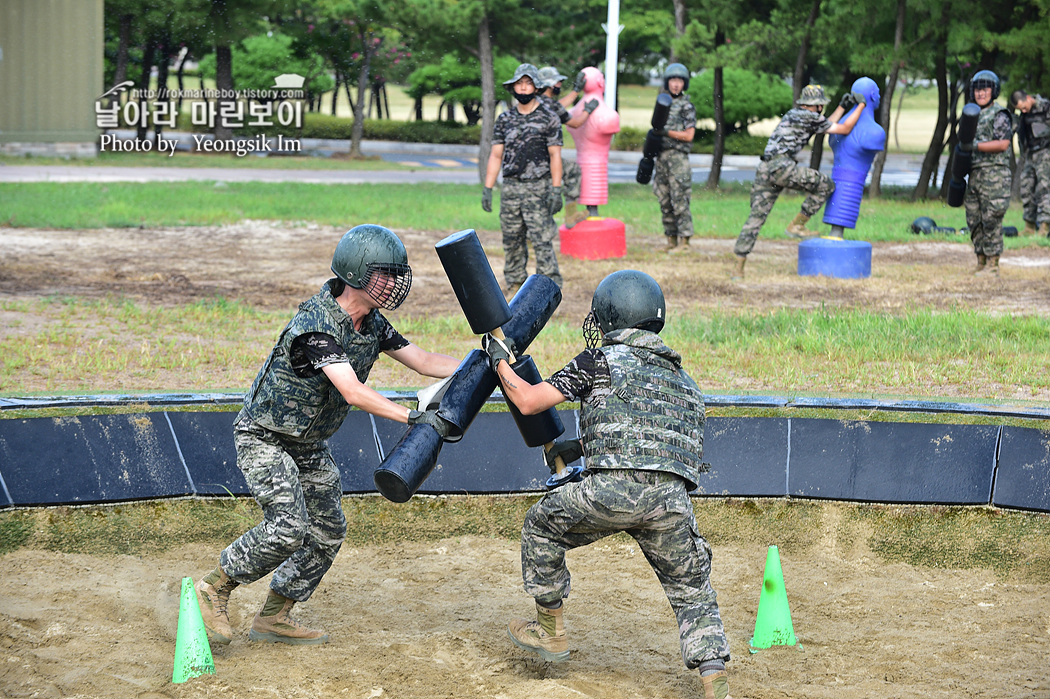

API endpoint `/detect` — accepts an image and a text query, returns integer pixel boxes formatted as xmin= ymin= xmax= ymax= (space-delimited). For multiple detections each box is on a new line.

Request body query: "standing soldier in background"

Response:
xmin=731 ymin=84 xmax=864 ymax=279
xmin=653 ymin=63 xmax=697 ymax=254
xmin=484 ymin=270 xmax=733 ymax=699
xmin=1009 ymin=89 xmax=1050 ymax=238
xmin=537 ymin=66 xmax=599 ymax=228
xmin=966 ymin=70 xmax=1013 ymax=276
xmin=194 ymin=225 xmax=460 ymax=646
xmin=483 ymin=63 xmax=565 ymax=292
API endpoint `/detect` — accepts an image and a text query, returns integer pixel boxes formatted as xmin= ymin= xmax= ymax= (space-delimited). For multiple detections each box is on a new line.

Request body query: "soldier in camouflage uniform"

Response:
xmin=483 ymin=63 xmax=564 ymax=290
xmin=1009 ymin=89 xmax=1050 ymax=237
xmin=538 ymin=65 xmax=599 ymax=228
xmin=732 ymin=84 xmax=865 ymax=279
xmin=485 ymin=270 xmax=733 ymax=699
xmin=653 ymin=63 xmax=698 ymax=253
xmin=965 ymin=71 xmax=1013 ymax=276
xmin=194 ymin=225 xmax=460 ymax=647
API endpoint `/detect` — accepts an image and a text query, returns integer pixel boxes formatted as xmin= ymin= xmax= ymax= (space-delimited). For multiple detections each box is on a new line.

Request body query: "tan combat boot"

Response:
xmin=973 ymin=254 xmax=987 ymax=274
xmin=669 ymin=236 xmax=692 ymax=254
xmin=249 ymin=591 xmax=329 ymax=645
xmin=785 ymin=212 xmax=818 ymax=238
xmin=564 ymin=202 xmax=587 ymax=229
xmin=700 ymin=670 xmax=732 ymax=699
xmin=1039 ymin=222 xmax=1050 ymax=237
xmin=976 ymin=254 xmax=1000 ymax=277
xmin=664 ymin=236 xmax=679 ymax=251
xmin=195 ymin=566 xmax=239 ymax=645
xmin=731 ymin=254 xmax=746 ymax=280
xmin=1023 ymin=220 xmax=1037 ymax=236
xmin=507 ymin=602 xmax=569 ymax=663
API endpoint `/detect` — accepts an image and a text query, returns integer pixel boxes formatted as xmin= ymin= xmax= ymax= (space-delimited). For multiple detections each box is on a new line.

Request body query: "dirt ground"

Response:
xmin=1 ymin=519 xmax=1048 ymax=699
xmin=2 ymin=221 xmax=1049 ymax=322
xmin=1 ymin=223 xmax=1050 ymax=697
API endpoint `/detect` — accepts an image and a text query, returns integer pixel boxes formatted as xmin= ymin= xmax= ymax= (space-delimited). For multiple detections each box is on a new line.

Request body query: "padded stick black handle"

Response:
xmin=435 ymin=228 xmax=512 ymax=335
xmin=373 ymin=274 xmax=562 ymax=502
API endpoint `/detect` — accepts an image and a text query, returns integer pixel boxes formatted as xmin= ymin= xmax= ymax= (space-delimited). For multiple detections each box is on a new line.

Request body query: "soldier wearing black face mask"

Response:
xmin=483 ymin=63 xmax=565 ymax=290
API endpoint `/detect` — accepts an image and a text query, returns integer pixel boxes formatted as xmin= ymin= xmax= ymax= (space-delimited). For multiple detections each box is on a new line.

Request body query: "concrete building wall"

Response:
xmin=0 ymin=0 xmax=103 ymax=156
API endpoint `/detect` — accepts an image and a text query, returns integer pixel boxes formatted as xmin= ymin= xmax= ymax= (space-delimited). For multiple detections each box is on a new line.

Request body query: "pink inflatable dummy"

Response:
xmin=567 ymin=67 xmax=620 ymax=207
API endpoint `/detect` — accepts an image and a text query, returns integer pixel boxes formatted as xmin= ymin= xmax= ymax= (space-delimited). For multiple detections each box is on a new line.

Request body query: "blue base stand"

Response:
xmin=797 ymin=237 xmax=872 ymax=279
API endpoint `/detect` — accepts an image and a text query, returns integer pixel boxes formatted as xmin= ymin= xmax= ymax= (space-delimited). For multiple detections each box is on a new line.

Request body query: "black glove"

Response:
xmin=852 ymin=90 xmax=866 ymax=105
xmin=407 ymin=408 xmax=455 ymax=439
xmin=544 ymin=439 xmax=583 ymax=473
xmin=481 ymin=186 xmax=493 ymax=213
xmin=549 ymin=186 xmax=563 ymax=215
xmin=573 ymin=71 xmax=586 ymax=93
xmin=481 ymin=332 xmax=516 ymax=371
xmin=583 ymin=99 xmax=598 ymax=114
xmin=838 ymin=93 xmax=857 ymax=111
xmin=653 ymin=127 xmax=668 ymax=137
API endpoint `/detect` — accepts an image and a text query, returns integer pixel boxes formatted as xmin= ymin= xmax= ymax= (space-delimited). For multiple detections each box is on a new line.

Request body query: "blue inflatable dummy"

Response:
xmin=823 ymin=77 xmax=886 ymax=236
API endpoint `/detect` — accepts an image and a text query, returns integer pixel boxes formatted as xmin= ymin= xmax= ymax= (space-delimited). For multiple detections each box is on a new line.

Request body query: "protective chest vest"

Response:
xmin=973 ymin=104 xmax=1011 ymax=169
xmin=580 ymin=342 xmax=706 ymax=490
xmin=243 ymin=280 xmax=381 ymax=442
xmin=1023 ymin=97 xmax=1050 ymax=153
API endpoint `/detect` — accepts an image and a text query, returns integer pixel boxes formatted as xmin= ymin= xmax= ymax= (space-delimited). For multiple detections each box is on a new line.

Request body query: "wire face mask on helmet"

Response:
xmin=363 ymin=263 xmax=412 ymax=310
xmin=331 ymin=224 xmax=412 ymax=311
xmin=582 ymin=311 xmax=603 ymax=349
xmin=969 ymin=70 xmax=1001 ymax=101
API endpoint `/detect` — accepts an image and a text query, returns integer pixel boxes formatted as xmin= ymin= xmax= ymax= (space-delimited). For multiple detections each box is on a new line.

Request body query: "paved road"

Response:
xmin=0 ymin=138 xmax=929 ymax=187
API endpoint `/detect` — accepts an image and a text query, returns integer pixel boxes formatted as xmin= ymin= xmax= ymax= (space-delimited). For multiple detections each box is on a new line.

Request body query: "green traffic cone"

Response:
xmin=172 ymin=576 xmax=216 ymax=684
xmin=749 ymin=545 xmax=798 ymax=650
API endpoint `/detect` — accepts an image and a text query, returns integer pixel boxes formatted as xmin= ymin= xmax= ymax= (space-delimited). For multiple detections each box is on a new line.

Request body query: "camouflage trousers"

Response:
xmin=520 ymin=469 xmax=730 ymax=668
xmin=734 ymin=156 xmax=835 ymax=256
xmin=219 ymin=411 xmax=347 ymax=602
xmin=500 ymin=177 xmax=562 ymax=287
xmin=1019 ymin=148 xmax=1050 ymax=225
xmin=965 ymin=165 xmax=1012 ymax=257
xmin=653 ymin=150 xmax=694 ymax=240
xmin=564 ymin=159 xmax=582 ymax=203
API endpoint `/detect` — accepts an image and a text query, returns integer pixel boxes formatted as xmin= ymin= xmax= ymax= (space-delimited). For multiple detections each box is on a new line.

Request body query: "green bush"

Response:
xmin=169 ymin=110 xmax=763 ymax=153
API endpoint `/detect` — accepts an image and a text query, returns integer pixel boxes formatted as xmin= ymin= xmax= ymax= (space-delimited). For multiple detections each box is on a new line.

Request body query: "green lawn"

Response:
xmin=1 ymin=180 xmax=1042 ymax=245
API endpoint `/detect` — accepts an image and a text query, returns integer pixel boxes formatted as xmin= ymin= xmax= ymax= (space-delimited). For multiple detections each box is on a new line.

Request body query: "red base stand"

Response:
xmin=558 ymin=217 xmax=626 ymax=260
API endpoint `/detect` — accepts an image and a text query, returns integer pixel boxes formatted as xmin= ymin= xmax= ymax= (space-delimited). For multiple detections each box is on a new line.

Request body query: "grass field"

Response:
xmin=1 ymin=181 xmax=1048 ymax=405
xmin=3 ymin=180 xmax=1042 ymax=238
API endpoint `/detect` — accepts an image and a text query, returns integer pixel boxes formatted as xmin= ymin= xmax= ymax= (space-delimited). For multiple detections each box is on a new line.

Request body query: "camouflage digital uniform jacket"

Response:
xmin=580 ymin=329 xmax=706 ymax=490
xmin=1017 ymin=95 xmax=1050 ymax=225
xmin=242 ymin=278 xmax=390 ymax=442
xmin=221 ymin=279 xmax=401 ymax=601
xmin=519 ymin=328 xmax=730 ymax=668
xmin=734 ymin=107 xmax=835 ymax=255
xmin=494 ymin=102 xmax=564 ymax=287
xmin=493 ymin=102 xmax=563 ymax=181
xmin=653 ymin=93 xmax=697 ymax=239
xmin=965 ymin=102 xmax=1013 ymax=256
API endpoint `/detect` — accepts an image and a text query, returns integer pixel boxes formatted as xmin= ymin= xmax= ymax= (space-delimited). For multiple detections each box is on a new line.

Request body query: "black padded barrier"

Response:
xmin=697 ymin=417 xmax=788 ymax=497
xmin=788 ymin=419 xmax=998 ymax=504
xmin=165 ymin=411 xmax=245 ymax=496
xmin=169 ymin=410 xmax=387 ymax=496
xmin=992 ymin=426 xmax=1050 ymax=512
xmin=0 ymin=414 xmax=191 ymax=506
xmin=3 ymin=393 xmax=1050 ymax=512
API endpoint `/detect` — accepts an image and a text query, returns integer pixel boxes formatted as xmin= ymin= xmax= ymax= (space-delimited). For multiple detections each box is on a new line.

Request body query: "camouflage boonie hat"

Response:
xmin=796 ymin=84 xmax=828 ymax=106
xmin=503 ymin=64 xmax=541 ymax=89
xmin=538 ymin=66 xmax=568 ymax=90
